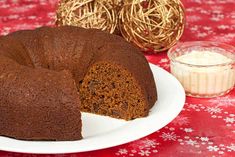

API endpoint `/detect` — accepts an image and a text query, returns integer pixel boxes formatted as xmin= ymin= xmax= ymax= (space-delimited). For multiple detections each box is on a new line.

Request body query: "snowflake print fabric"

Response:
xmin=0 ymin=0 xmax=235 ymax=156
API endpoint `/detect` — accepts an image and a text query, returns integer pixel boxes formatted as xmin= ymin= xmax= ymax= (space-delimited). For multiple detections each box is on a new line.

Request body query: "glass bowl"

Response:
xmin=168 ymin=41 xmax=235 ymax=98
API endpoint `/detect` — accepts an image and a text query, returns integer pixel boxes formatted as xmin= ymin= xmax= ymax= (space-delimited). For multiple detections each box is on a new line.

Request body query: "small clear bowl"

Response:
xmin=168 ymin=41 xmax=235 ymax=98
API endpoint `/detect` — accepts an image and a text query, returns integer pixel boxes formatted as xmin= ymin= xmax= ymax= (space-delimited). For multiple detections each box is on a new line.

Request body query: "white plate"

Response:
xmin=0 ymin=63 xmax=185 ymax=154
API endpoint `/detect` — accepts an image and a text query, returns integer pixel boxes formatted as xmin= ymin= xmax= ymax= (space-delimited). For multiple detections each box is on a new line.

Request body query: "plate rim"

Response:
xmin=0 ymin=63 xmax=185 ymax=154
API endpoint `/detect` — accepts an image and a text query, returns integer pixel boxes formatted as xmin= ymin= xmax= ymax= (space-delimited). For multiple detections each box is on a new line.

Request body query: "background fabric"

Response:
xmin=0 ymin=0 xmax=234 ymax=156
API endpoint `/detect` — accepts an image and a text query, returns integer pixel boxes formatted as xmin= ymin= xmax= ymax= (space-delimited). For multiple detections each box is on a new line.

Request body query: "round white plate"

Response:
xmin=0 ymin=63 xmax=185 ymax=154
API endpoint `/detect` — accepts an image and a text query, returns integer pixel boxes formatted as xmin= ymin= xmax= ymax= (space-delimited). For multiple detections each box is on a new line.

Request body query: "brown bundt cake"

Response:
xmin=0 ymin=26 xmax=157 ymax=141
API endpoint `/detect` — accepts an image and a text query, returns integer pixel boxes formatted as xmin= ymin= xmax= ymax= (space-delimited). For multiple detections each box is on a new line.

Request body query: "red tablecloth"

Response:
xmin=0 ymin=0 xmax=234 ymax=156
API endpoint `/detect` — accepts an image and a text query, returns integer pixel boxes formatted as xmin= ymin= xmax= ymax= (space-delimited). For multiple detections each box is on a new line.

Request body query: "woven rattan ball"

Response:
xmin=56 ymin=0 xmax=118 ymax=33
xmin=119 ymin=0 xmax=185 ymax=52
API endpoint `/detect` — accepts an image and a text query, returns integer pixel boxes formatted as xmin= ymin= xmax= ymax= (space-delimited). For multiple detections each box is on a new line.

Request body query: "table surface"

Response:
xmin=0 ymin=0 xmax=234 ymax=156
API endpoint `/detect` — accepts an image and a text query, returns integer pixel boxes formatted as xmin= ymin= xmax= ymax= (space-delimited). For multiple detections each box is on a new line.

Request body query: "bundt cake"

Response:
xmin=0 ymin=26 xmax=157 ymax=141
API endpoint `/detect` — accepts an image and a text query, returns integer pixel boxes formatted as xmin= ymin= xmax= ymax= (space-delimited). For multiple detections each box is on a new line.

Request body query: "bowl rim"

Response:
xmin=167 ymin=41 xmax=235 ymax=67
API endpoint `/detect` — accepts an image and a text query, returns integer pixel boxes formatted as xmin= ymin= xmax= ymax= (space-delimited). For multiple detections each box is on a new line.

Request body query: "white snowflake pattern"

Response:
xmin=141 ymin=139 xmax=157 ymax=148
xmin=11 ymin=0 xmax=19 ymax=3
xmin=188 ymin=104 xmax=198 ymax=110
xmin=218 ymin=25 xmax=230 ymax=30
xmin=226 ymin=33 xmax=235 ymax=38
xmin=227 ymin=143 xmax=235 ymax=151
xmin=218 ymin=151 xmax=224 ymax=154
xmin=193 ymin=0 xmax=202 ymax=4
xmin=224 ymin=117 xmax=235 ymax=123
xmin=207 ymin=146 xmax=219 ymax=152
xmin=200 ymin=9 xmax=209 ymax=14
xmin=209 ymin=96 xmax=235 ymax=107
xmin=117 ymin=149 xmax=128 ymax=155
xmin=205 ymin=0 xmax=215 ymax=4
xmin=116 ymin=139 xmax=159 ymax=156
xmin=187 ymin=15 xmax=202 ymax=22
xmin=190 ymin=25 xmax=199 ymax=31
xmin=28 ymin=16 xmax=36 ymax=19
xmin=212 ymin=33 xmax=235 ymax=43
xmin=160 ymin=132 xmax=178 ymax=141
xmin=169 ymin=127 xmax=175 ymax=131
xmin=185 ymin=139 xmax=198 ymax=146
xmin=210 ymin=11 xmax=224 ymax=21
xmin=231 ymin=11 xmax=235 ymax=18
xmin=205 ymin=106 xmax=222 ymax=114
xmin=200 ymin=137 xmax=209 ymax=142
xmin=159 ymin=58 xmax=169 ymax=63
xmin=10 ymin=5 xmax=34 ymax=13
xmin=1 ymin=27 xmax=11 ymax=35
xmin=40 ymin=0 xmax=48 ymax=5
xmin=212 ymin=9 xmax=223 ymax=14
xmin=152 ymin=149 xmax=158 ymax=153
xmin=210 ymin=17 xmax=221 ymax=22
xmin=172 ymin=115 xmax=189 ymax=126
xmin=197 ymin=32 xmax=208 ymax=38
xmin=0 ymin=4 xmax=10 ymax=9
xmin=203 ymin=26 xmax=212 ymax=31
xmin=7 ymin=14 xmax=19 ymax=20
xmin=184 ymin=128 xmax=193 ymax=133
xmin=138 ymin=150 xmax=151 ymax=156
xmin=210 ymin=5 xmax=223 ymax=10
xmin=186 ymin=8 xmax=194 ymax=12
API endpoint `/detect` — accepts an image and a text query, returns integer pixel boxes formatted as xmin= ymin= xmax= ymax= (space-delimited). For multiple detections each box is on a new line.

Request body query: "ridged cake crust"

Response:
xmin=0 ymin=26 xmax=157 ymax=140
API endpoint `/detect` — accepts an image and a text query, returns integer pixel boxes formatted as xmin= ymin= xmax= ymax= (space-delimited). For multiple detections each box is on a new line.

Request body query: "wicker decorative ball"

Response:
xmin=56 ymin=0 xmax=118 ymax=33
xmin=119 ymin=0 xmax=185 ymax=52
